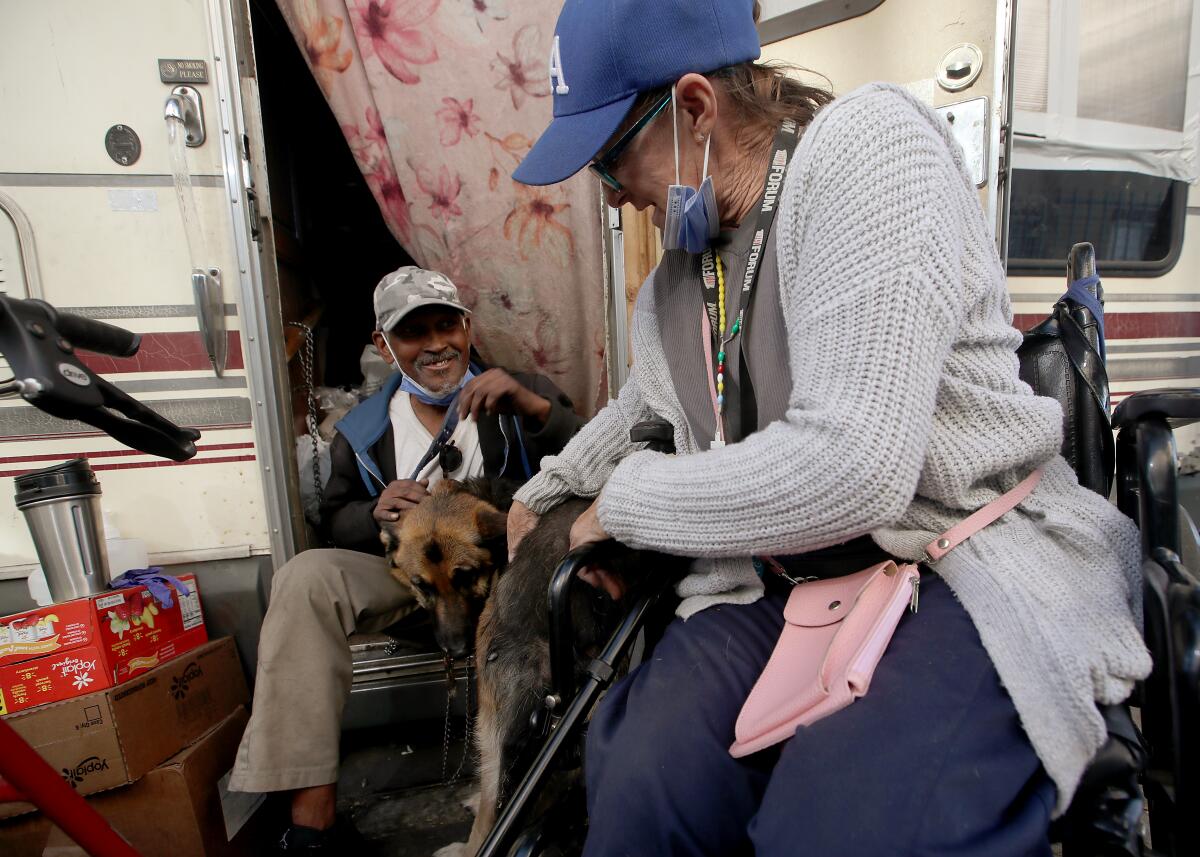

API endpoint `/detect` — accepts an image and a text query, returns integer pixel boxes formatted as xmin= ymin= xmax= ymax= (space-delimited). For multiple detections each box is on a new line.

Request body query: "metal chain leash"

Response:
xmin=453 ymin=657 xmax=474 ymax=781
xmin=285 ymin=321 xmax=323 ymax=511
xmin=441 ymin=656 xmax=474 ymax=783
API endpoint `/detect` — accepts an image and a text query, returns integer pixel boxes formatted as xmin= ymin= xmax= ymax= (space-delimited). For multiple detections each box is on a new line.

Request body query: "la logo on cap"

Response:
xmin=548 ymin=35 xmax=569 ymax=95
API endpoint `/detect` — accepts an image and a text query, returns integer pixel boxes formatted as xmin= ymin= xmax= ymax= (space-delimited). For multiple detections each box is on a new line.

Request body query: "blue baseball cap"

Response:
xmin=512 ymin=0 xmax=761 ymax=187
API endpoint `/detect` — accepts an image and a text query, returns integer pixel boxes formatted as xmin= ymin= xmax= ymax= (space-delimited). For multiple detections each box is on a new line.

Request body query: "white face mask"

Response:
xmin=661 ymin=84 xmax=720 ymax=254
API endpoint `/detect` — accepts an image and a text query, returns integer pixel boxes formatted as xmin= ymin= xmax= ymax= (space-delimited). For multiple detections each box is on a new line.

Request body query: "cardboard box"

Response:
xmin=92 ymin=578 xmax=207 ymax=683
xmin=0 ymin=576 xmax=206 ymax=715
xmin=84 ymin=707 xmax=264 ymax=857
xmin=0 ymin=637 xmax=248 ymax=818
xmin=0 ymin=598 xmax=99 ymax=669
xmin=0 ymin=708 xmax=267 ymax=857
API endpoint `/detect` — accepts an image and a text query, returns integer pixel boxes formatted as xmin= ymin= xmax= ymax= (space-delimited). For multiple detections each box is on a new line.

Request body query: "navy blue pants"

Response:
xmin=582 ymin=572 xmax=1055 ymax=856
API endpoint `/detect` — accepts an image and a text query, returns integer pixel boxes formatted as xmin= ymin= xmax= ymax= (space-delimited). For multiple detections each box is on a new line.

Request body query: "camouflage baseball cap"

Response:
xmin=373 ymin=266 xmax=470 ymax=332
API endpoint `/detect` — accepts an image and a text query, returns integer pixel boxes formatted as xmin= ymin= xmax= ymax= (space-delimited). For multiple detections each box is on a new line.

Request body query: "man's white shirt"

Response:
xmin=388 ymin=389 xmax=485 ymax=486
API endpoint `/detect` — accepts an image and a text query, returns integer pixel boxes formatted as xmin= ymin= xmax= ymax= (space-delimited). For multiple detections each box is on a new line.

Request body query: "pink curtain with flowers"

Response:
xmin=278 ymin=0 xmax=608 ymax=413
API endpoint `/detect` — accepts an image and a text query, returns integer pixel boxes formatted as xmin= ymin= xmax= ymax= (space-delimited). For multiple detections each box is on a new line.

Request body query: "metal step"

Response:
xmin=344 ymin=631 xmax=471 ymax=729
xmin=351 ymin=640 xmax=466 ymax=686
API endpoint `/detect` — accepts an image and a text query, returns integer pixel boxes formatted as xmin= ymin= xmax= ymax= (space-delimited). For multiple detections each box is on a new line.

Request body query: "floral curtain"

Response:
xmin=278 ymin=0 xmax=608 ymax=413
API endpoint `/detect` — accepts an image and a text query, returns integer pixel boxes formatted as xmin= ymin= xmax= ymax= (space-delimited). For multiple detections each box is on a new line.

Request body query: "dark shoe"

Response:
xmin=276 ymin=817 xmax=371 ymax=854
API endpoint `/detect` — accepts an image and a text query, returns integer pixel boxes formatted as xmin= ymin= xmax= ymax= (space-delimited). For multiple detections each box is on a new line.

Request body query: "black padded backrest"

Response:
xmin=1016 ymin=243 xmax=1113 ymax=496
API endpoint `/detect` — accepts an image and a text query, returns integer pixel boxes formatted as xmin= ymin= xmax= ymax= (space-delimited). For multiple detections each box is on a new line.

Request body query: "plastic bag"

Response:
xmin=297 ymin=433 xmax=332 ymax=525
xmin=360 ymin=344 xmax=394 ymax=398
xmin=314 ymin=386 xmax=358 ymax=441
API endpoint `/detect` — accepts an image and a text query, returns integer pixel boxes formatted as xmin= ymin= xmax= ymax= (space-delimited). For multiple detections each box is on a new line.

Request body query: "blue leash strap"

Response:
xmin=1061 ymin=274 xmax=1105 ymax=360
xmin=512 ymin=416 xmax=533 ymax=480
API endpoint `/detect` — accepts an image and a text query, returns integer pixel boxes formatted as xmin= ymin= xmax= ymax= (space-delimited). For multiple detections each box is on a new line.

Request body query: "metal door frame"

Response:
xmin=205 ymin=0 xmax=303 ymax=563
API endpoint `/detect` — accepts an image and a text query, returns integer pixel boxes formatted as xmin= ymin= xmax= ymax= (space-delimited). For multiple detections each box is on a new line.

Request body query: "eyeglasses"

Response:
xmin=589 ymin=90 xmax=673 ymax=193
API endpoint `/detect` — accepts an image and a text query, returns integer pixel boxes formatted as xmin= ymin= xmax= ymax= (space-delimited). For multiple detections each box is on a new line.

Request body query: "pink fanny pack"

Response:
xmin=729 ymin=468 xmax=1043 ymax=758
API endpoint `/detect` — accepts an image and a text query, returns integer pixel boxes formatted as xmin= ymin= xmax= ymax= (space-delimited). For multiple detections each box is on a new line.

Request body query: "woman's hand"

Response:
xmin=568 ymin=496 xmax=610 ymax=550
xmin=570 ymin=497 xmax=626 ymax=601
xmin=507 ymin=500 xmax=540 ymax=561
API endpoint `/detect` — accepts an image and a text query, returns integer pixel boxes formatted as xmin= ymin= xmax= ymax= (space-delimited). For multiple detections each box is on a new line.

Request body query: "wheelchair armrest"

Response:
xmin=1112 ymin=388 xmax=1200 ymax=431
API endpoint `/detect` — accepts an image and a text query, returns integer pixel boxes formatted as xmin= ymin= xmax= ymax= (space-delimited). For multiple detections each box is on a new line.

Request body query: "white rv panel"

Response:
xmin=0 ymin=1 xmax=276 ymax=577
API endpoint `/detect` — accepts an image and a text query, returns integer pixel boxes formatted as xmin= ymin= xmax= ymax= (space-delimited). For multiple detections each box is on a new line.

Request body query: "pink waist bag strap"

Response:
xmin=729 ymin=469 xmax=1043 ymax=758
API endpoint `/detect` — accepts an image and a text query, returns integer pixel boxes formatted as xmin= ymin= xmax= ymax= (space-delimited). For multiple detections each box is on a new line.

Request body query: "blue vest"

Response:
xmin=333 ymin=372 xmax=404 ymax=497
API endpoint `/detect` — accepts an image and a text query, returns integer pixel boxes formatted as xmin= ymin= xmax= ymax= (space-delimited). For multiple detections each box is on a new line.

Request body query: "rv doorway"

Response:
xmin=249 ymin=0 xmax=412 ymax=427
xmin=245 ymin=1 xmax=475 ymax=837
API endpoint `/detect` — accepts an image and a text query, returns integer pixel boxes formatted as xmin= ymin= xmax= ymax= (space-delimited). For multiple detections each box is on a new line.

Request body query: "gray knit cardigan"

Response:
xmin=514 ymin=83 xmax=1151 ymax=813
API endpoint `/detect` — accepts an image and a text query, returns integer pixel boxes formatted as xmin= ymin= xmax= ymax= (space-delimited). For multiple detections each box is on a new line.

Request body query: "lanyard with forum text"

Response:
xmin=700 ymin=119 xmax=800 ymax=338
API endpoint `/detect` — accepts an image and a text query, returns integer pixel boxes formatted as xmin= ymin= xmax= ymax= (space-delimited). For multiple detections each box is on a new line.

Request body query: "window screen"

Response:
xmin=1013 ymin=0 xmax=1049 ymax=113
xmin=1008 ymin=169 xmax=1186 ymax=276
xmin=1077 ymin=0 xmax=1192 ymax=132
xmin=1013 ymin=0 xmax=1192 ymax=131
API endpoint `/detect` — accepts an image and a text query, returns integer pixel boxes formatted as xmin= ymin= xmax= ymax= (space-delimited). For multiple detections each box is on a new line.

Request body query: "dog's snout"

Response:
xmin=434 ymin=599 xmax=478 ymax=661
xmin=436 ymin=629 xmax=472 ymax=660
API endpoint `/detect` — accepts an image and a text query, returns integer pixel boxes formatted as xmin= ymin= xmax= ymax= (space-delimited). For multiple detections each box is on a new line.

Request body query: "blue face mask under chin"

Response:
xmin=662 ymin=86 xmax=720 ymax=254
xmin=384 ymin=339 xmax=473 ymax=406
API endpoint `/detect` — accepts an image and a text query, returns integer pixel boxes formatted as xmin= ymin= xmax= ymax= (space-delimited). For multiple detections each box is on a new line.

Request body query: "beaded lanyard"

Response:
xmin=700 ymin=255 xmax=738 ymax=447
xmin=698 ymin=120 xmax=800 ymax=449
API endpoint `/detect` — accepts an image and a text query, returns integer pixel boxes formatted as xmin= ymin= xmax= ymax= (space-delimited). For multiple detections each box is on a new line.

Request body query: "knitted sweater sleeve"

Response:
xmin=598 ymin=88 xmax=972 ymax=556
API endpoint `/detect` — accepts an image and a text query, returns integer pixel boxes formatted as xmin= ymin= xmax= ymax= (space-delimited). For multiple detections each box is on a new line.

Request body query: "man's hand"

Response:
xmin=569 ymin=497 xmax=625 ymax=601
xmin=459 ymin=369 xmax=551 ymax=425
xmin=507 ymin=500 xmax=540 ymax=561
xmin=373 ymin=478 xmax=430 ymax=524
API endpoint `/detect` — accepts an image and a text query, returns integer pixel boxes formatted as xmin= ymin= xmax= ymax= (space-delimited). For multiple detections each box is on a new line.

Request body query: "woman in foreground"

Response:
xmin=507 ymin=1 xmax=1150 ymax=853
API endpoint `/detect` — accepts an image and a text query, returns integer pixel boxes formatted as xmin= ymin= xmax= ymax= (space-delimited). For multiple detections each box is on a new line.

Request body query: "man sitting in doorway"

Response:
xmin=229 ymin=266 xmax=582 ymax=852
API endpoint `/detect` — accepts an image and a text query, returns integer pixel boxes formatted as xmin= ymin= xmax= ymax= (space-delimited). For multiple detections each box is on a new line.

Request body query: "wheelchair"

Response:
xmin=478 ymin=244 xmax=1200 ymax=857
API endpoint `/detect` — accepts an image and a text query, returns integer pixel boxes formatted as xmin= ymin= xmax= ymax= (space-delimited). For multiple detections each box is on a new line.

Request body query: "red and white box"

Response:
xmin=0 ymin=574 xmax=206 ymax=716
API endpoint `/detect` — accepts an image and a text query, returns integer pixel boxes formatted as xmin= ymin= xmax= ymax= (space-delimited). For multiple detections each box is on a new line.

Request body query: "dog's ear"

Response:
xmin=379 ymin=523 xmax=400 ymax=558
xmin=433 ymin=479 xmax=466 ymax=497
xmin=474 ymin=507 xmax=508 ymax=542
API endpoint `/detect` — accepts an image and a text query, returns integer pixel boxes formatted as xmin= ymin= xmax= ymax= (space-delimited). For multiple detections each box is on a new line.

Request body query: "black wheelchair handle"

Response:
xmin=547 ymin=542 xmax=608 ymax=706
xmin=34 ymin=302 xmax=142 ymax=358
xmin=630 ymin=418 xmax=675 ymax=453
xmin=1068 ymin=241 xmax=1097 ymax=283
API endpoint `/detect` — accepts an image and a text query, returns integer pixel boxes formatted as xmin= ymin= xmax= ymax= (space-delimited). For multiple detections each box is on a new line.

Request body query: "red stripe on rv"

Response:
xmin=76 ymin=332 xmax=244 ymax=374
xmin=0 ymin=454 xmax=257 ymax=478
xmin=1012 ymin=313 xmax=1200 ymax=339
xmin=0 ymin=443 xmax=255 ymax=466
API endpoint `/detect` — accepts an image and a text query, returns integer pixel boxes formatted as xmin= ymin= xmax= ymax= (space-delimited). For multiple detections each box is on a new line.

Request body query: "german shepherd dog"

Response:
xmin=381 ymin=478 xmax=516 ymax=659
xmin=382 ymin=478 xmax=687 ymax=856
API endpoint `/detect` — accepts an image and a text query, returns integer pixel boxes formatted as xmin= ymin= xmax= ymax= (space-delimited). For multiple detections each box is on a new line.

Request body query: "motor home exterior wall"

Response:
xmin=0 ymin=1 xmax=284 ymax=605
xmin=758 ymin=0 xmax=1200 ymax=464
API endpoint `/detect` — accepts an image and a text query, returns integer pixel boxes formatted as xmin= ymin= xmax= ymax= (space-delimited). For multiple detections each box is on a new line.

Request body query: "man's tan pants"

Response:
xmin=229 ymin=549 xmax=417 ymax=793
